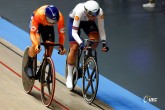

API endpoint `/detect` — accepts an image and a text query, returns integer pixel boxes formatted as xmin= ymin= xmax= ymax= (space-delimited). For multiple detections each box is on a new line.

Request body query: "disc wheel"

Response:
xmin=22 ymin=47 xmax=36 ymax=94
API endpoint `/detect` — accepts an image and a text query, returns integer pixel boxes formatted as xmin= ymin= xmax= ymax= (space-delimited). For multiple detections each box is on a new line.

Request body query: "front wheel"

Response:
xmin=40 ymin=57 xmax=56 ymax=107
xmin=82 ymin=57 xmax=99 ymax=104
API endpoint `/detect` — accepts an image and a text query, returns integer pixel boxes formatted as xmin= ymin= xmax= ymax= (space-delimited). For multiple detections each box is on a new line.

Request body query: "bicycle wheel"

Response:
xmin=65 ymin=49 xmax=79 ymax=91
xmin=82 ymin=57 xmax=99 ymax=104
xmin=40 ymin=57 xmax=56 ymax=107
xmin=22 ymin=46 xmax=36 ymax=93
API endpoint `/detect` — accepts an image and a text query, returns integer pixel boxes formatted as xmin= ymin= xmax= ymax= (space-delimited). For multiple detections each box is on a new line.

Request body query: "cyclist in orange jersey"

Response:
xmin=25 ymin=5 xmax=66 ymax=79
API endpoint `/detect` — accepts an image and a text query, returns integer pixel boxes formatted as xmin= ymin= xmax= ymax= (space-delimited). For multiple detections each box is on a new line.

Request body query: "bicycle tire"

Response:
xmin=82 ymin=57 xmax=99 ymax=104
xmin=22 ymin=46 xmax=35 ymax=94
xmin=40 ymin=57 xmax=56 ymax=107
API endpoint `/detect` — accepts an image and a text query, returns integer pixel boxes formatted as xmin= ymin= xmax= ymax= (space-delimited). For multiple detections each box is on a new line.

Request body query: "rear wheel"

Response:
xmin=40 ymin=57 xmax=56 ymax=107
xmin=22 ymin=47 xmax=36 ymax=94
xmin=82 ymin=57 xmax=99 ymax=104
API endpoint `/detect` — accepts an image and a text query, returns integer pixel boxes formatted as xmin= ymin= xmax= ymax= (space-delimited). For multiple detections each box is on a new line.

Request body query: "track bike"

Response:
xmin=22 ymin=41 xmax=63 ymax=107
xmin=65 ymin=39 xmax=99 ymax=104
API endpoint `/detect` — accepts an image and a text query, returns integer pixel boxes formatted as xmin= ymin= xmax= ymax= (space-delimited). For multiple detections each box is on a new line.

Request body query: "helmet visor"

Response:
xmin=86 ymin=9 xmax=100 ymax=17
xmin=46 ymin=16 xmax=58 ymax=24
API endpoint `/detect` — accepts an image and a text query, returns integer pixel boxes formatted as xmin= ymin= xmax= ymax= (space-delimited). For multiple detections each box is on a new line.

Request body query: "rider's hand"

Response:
xmin=34 ymin=44 xmax=40 ymax=53
xmin=101 ymin=40 xmax=109 ymax=52
xmin=80 ymin=42 xmax=85 ymax=50
xmin=59 ymin=47 xmax=66 ymax=55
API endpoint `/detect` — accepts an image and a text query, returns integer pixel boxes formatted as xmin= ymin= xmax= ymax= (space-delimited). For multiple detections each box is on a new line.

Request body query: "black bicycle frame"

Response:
xmin=77 ymin=42 xmax=98 ymax=74
xmin=35 ymin=42 xmax=63 ymax=78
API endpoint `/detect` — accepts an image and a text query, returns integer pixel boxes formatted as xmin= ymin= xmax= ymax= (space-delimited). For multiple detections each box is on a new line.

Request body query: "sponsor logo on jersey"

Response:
xmin=100 ymin=14 xmax=104 ymax=19
xmin=60 ymin=28 xmax=65 ymax=33
xmin=74 ymin=16 xmax=79 ymax=21
xmin=30 ymin=26 xmax=37 ymax=32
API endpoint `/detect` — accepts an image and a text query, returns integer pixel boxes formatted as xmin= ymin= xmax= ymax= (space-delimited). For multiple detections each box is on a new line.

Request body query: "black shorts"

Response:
xmin=38 ymin=24 xmax=55 ymax=42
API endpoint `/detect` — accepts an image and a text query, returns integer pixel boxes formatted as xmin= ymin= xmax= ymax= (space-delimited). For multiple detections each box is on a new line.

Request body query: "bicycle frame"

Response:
xmin=39 ymin=42 xmax=63 ymax=106
xmin=76 ymin=40 xmax=98 ymax=73
xmin=36 ymin=42 xmax=63 ymax=77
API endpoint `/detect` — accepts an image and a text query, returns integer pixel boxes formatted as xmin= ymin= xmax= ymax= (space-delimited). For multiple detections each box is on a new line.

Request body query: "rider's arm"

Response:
xmin=98 ymin=9 xmax=109 ymax=52
xmin=57 ymin=11 xmax=65 ymax=46
xmin=97 ymin=8 xmax=106 ymax=42
xmin=29 ymin=16 xmax=40 ymax=46
xmin=72 ymin=13 xmax=83 ymax=45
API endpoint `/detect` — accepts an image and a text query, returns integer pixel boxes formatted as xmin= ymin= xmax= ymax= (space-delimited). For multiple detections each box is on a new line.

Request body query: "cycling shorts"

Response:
xmin=38 ymin=24 xmax=55 ymax=42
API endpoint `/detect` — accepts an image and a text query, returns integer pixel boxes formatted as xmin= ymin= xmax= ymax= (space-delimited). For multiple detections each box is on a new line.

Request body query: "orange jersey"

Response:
xmin=29 ymin=5 xmax=65 ymax=45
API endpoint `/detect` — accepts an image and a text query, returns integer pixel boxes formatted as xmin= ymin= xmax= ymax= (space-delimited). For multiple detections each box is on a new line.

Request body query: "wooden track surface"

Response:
xmin=0 ymin=38 xmax=112 ymax=110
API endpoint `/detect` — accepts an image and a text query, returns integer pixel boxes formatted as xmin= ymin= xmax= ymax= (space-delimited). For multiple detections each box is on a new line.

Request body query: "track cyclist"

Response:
xmin=25 ymin=5 xmax=66 ymax=79
xmin=66 ymin=0 xmax=109 ymax=89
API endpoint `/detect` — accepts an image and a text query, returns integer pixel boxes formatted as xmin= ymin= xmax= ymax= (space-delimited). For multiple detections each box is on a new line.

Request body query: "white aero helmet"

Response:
xmin=84 ymin=0 xmax=100 ymax=17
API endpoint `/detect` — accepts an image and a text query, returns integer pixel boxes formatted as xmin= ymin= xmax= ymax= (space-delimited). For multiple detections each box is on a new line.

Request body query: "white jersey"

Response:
xmin=69 ymin=2 xmax=106 ymax=44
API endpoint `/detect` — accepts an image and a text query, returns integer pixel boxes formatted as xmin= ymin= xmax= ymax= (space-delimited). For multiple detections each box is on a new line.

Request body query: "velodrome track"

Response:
xmin=0 ymin=18 xmax=159 ymax=110
xmin=0 ymin=38 xmax=112 ymax=110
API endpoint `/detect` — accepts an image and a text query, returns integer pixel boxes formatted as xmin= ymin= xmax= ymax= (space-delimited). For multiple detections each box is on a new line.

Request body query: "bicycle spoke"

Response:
xmin=86 ymin=71 xmax=96 ymax=94
xmin=46 ymin=75 xmax=52 ymax=94
xmin=84 ymin=62 xmax=96 ymax=93
xmin=40 ymin=58 xmax=56 ymax=107
xmin=90 ymin=78 xmax=95 ymax=94
xmin=83 ymin=56 xmax=99 ymax=104
xmin=86 ymin=66 xmax=90 ymax=78
xmin=84 ymin=80 xmax=91 ymax=94
xmin=47 ymin=83 xmax=51 ymax=94
xmin=91 ymin=67 xmax=96 ymax=79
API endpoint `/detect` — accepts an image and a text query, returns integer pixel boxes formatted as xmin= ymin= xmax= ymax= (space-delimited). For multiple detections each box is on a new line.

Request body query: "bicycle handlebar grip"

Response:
xmin=58 ymin=51 xmax=61 ymax=54
xmin=59 ymin=44 xmax=64 ymax=51
xmin=58 ymin=44 xmax=64 ymax=54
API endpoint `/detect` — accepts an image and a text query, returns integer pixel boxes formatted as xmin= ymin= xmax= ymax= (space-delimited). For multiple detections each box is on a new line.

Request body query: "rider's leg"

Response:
xmin=26 ymin=35 xmax=40 ymax=78
xmin=66 ymin=43 xmax=79 ymax=88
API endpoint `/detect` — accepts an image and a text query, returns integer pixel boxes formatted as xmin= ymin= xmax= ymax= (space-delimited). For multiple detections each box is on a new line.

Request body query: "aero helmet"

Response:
xmin=45 ymin=5 xmax=59 ymax=24
xmin=84 ymin=0 xmax=100 ymax=17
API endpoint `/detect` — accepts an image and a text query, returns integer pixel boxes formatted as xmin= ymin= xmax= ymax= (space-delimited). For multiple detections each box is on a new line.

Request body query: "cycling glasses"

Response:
xmin=46 ymin=16 xmax=58 ymax=24
xmin=85 ymin=9 xmax=100 ymax=17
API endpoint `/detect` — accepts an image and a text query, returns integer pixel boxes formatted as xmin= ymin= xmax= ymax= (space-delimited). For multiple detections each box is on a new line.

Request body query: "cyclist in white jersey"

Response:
xmin=66 ymin=0 xmax=109 ymax=89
